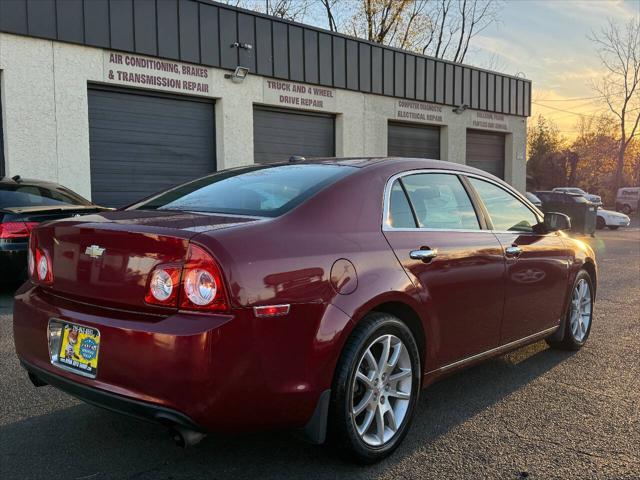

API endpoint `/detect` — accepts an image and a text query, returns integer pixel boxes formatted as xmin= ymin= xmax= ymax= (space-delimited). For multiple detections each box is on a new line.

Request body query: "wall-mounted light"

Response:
xmin=452 ymin=104 xmax=468 ymax=114
xmin=225 ymin=66 xmax=249 ymax=84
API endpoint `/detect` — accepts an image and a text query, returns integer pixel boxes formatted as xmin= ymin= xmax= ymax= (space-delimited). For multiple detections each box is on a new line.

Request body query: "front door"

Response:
xmin=467 ymin=177 xmax=571 ymax=343
xmin=383 ymin=172 xmax=506 ymax=367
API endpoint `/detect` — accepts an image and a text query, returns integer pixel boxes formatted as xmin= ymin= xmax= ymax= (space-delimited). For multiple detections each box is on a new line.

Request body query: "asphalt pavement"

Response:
xmin=1 ymin=223 xmax=638 ymax=479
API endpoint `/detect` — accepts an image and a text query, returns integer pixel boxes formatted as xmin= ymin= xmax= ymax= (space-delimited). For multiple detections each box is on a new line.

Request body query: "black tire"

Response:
xmin=328 ymin=312 xmax=421 ymax=463
xmin=608 ymin=226 xmax=619 ymax=230
xmin=596 ymin=217 xmax=605 ymax=230
xmin=621 ymin=204 xmax=632 ymax=215
xmin=547 ymin=270 xmax=594 ymax=351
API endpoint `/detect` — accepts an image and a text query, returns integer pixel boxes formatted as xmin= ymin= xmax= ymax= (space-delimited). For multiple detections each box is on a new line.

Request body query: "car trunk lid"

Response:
xmin=32 ymin=210 xmax=258 ymax=311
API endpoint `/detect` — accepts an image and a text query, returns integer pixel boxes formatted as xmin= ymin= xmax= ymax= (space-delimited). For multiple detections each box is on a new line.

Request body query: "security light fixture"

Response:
xmin=452 ymin=104 xmax=468 ymax=114
xmin=225 ymin=66 xmax=249 ymax=83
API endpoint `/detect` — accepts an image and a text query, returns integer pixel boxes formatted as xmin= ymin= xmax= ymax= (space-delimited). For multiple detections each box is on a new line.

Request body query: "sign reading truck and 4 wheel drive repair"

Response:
xmin=104 ymin=52 xmax=213 ymax=95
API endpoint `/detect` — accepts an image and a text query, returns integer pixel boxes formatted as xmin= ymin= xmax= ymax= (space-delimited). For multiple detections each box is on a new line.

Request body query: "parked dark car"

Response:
xmin=534 ymin=190 xmax=599 ymax=235
xmin=1 ymin=176 xmax=108 ymax=283
xmin=13 ymin=159 xmax=596 ymax=462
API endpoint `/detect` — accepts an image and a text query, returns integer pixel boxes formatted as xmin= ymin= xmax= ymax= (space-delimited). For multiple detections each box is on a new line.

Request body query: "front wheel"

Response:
xmin=547 ymin=270 xmax=594 ymax=350
xmin=596 ymin=217 xmax=605 ymax=230
xmin=608 ymin=226 xmax=619 ymax=230
xmin=329 ymin=312 xmax=421 ymax=463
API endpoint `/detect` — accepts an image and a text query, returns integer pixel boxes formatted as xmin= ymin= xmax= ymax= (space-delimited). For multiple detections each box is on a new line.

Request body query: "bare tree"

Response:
xmin=320 ymin=0 xmax=500 ymax=64
xmin=589 ymin=18 xmax=640 ymax=200
xmin=221 ymin=0 xmax=311 ymax=22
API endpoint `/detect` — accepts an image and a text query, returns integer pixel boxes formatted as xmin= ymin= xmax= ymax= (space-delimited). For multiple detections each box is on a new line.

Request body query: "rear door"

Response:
xmin=383 ymin=171 xmax=505 ymax=367
xmin=467 ymin=177 xmax=571 ymax=343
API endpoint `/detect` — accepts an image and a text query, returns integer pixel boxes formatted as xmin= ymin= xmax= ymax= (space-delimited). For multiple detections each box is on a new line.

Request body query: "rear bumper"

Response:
xmin=13 ymin=285 xmax=345 ymax=433
xmin=21 ymin=359 xmax=204 ymax=432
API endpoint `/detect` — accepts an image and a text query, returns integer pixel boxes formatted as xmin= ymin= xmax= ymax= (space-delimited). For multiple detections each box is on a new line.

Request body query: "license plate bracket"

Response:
xmin=48 ymin=319 xmax=100 ymax=378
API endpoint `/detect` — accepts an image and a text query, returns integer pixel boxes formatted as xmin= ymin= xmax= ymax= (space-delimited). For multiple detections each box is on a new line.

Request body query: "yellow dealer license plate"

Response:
xmin=57 ymin=323 xmax=100 ymax=377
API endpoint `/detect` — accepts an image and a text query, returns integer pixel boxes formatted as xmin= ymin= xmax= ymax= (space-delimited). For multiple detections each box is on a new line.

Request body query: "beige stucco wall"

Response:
xmin=0 ymin=33 xmax=527 ymax=199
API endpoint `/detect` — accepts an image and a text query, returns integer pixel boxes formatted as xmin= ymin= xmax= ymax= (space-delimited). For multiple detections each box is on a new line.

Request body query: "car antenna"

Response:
xmin=11 ymin=175 xmax=21 ymax=182
xmin=289 ymin=155 xmax=305 ymax=163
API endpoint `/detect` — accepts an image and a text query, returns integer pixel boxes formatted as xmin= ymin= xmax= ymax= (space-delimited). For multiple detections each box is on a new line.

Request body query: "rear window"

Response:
xmin=131 ymin=164 xmax=354 ymax=217
xmin=0 ymin=184 xmax=89 ymax=208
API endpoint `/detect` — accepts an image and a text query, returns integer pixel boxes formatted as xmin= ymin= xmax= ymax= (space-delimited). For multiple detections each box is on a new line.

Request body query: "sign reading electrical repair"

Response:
xmin=395 ymin=100 xmax=443 ymax=123
xmin=104 ymin=52 xmax=213 ymax=96
xmin=263 ymin=79 xmax=336 ymax=111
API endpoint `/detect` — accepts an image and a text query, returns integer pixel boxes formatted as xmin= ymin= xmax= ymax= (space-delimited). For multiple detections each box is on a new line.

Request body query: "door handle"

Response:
xmin=505 ymin=246 xmax=522 ymax=257
xmin=410 ymin=249 xmax=438 ymax=262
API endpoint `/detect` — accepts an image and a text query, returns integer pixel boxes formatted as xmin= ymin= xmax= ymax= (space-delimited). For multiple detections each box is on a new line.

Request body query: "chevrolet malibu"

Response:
xmin=13 ymin=158 xmax=597 ymax=462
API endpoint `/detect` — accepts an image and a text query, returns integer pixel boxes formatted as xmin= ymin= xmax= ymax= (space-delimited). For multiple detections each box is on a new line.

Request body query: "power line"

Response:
xmin=531 ymin=101 xmax=604 ymax=118
xmin=534 ymin=95 xmax=605 ymax=102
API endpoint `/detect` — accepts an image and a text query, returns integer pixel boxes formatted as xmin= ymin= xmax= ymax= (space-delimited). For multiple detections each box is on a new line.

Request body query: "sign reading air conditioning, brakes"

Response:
xmin=104 ymin=52 xmax=214 ymax=96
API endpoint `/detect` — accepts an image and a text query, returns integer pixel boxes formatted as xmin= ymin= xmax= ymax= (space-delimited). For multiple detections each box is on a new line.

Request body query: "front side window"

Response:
xmin=469 ymin=178 xmax=539 ymax=233
xmin=390 ymin=173 xmax=480 ymax=230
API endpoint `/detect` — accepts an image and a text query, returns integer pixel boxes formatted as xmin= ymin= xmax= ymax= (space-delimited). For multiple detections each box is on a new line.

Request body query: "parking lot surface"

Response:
xmin=1 ymin=224 xmax=638 ymax=479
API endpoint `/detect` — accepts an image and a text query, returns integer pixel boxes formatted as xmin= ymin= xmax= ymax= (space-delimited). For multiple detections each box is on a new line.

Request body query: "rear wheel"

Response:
xmin=329 ymin=312 xmax=421 ymax=463
xmin=608 ymin=226 xmax=619 ymax=230
xmin=547 ymin=270 xmax=594 ymax=350
xmin=596 ymin=217 xmax=606 ymax=230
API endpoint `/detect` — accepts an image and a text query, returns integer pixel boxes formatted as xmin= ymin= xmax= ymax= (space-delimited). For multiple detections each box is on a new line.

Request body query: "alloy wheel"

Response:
xmin=569 ymin=278 xmax=592 ymax=342
xmin=350 ymin=334 xmax=412 ymax=447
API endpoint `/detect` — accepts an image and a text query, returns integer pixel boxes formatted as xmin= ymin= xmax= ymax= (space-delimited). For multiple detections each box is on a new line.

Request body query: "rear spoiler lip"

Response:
xmin=1 ymin=205 xmax=111 ymax=214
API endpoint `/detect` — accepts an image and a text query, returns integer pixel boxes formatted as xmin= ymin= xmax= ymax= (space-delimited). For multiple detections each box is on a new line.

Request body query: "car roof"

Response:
xmin=0 ymin=176 xmax=63 ymax=188
xmin=284 ymin=156 xmax=505 ymax=178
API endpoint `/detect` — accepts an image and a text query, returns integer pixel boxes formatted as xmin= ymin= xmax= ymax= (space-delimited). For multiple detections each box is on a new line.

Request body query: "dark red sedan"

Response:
xmin=13 ymin=158 xmax=596 ymax=462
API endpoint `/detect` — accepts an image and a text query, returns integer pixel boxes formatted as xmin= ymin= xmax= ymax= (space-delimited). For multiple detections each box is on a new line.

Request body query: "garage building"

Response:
xmin=0 ymin=0 xmax=531 ymax=207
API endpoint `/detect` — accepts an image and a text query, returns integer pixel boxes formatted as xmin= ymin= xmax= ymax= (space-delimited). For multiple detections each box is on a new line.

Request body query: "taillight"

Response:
xmin=34 ymin=247 xmax=53 ymax=284
xmin=0 ymin=221 xmax=38 ymax=239
xmin=144 ymin=244 xmax=229 ymax=312
xmin=145 ymin=266 xmax=181 ymax=306
xmin=180 ymin=244 xmax=228 ymax=312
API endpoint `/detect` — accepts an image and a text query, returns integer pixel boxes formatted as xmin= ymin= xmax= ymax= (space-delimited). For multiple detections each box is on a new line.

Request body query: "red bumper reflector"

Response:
xmin=253 ymin=304 xmax=291 ymax=318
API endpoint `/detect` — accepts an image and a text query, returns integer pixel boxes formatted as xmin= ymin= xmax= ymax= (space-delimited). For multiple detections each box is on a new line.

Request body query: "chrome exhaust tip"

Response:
xmin=171 ymin=426 xmax=206 ymax=448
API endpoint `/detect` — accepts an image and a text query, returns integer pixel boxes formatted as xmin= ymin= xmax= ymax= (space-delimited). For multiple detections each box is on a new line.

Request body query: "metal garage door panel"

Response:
xmin=253 ymin=107 xmax=335 ymax=164
xmin=88 ymin=88 xmax=215 ymax=207
xmin=387 ymin=122 xmax=440 ymax=159
xmin=0 ymin=85 xmax=4 ymax=177
xmin=466 ymin=130 xmax=505 ymax=179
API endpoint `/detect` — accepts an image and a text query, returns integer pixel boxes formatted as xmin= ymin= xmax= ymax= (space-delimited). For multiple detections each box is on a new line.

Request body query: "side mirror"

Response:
xmin=544 ymin=212 xmax=571 ymax=232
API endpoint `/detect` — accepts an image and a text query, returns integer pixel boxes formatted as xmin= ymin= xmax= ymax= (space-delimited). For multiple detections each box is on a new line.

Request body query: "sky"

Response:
xmin=466 ymin=0 xmax=640 ymax=138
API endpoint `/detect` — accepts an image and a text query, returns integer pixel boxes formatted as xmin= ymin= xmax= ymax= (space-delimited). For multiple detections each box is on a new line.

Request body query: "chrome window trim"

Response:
xmin=382 ymin=168 xmax=544 ymax=234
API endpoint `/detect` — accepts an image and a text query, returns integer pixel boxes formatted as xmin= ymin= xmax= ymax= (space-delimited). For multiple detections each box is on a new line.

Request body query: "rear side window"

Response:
xmin=469 ymin=178 xmax=539 ymax=232
xmin=131 ymin=164 xmax=354 ymax=217
xmin=388 ymin=181 xmax=415 ymax=228
xmin=390 ymin=173 xmax=480 ymax=230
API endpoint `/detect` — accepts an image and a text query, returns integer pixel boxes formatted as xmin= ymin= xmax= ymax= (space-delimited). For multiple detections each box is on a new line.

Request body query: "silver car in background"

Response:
xmin=553 ymin=187 xmax=602 ymax=206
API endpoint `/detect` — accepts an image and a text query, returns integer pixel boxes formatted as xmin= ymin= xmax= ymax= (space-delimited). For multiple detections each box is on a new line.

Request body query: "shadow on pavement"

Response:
xmin=0 ymin=341 xmax=573 ymax=479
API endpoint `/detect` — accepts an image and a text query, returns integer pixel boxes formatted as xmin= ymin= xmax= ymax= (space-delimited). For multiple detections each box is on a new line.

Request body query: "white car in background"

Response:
xmin=553 ymin=187 xmax=602 ymax=206
xmin=596 ymin=208 xmax=630 ymax=230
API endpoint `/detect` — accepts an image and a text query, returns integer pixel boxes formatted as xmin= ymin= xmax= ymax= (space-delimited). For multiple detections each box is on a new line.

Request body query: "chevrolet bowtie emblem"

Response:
xmin=84 ymin=245 xmax=106 ymax=259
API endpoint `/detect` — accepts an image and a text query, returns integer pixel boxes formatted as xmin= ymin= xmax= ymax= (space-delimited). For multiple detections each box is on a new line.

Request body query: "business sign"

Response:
xmin=471 ymin=111 xmax=509 ymax=131
xmin=263 ymin=79 xmax=336 ymax=111
xmin=395 ymin=100 xmax=443 ymax=123
xmin=104 ymin=52 xmax=213 ymax=96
